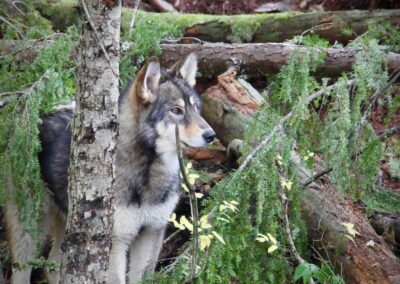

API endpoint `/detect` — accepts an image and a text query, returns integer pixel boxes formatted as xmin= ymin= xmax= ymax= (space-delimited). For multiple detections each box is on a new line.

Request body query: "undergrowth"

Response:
xmin=147 ymin=31 xmax=397 ymax=284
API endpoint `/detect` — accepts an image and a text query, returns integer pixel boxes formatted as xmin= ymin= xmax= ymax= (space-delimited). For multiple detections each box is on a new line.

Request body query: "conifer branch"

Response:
xmin=238 ymin=80 xmax=355 ymax=172
xmin=302 ymin=124 xmax=400 ymax=187
xmin=303 ymin=69 xmax=400 ymax=187
xmin=129 ymin=0 xmax=141 ymax=36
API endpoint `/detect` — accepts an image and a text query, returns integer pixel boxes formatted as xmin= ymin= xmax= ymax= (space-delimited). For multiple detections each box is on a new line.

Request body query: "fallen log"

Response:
xmin=3 ymin=40 xmax=399 ymax=79
xmin=185 ymin=10 xmax=400 ymax=44
xmin=160 ymin=43 xmax=400 ymax=78
xmin=300 ymin=186 xmax=400 ymax=283
xmin=370 ymin=212 xmax=400 ymax=250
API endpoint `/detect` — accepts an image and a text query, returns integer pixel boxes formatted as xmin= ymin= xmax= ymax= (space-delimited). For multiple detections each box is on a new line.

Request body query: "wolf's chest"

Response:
xmin=113 ymin=192 xmax=179 ymax=237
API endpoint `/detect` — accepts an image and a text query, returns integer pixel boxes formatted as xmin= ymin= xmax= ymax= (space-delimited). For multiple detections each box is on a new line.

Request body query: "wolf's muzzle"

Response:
xmin=203 ymin=130 xmax=216 ymax=143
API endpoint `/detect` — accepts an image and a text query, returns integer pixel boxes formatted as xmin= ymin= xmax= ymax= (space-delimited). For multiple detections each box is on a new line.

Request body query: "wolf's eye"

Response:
xmin=171 ymin=106 xmax=183 ymax=115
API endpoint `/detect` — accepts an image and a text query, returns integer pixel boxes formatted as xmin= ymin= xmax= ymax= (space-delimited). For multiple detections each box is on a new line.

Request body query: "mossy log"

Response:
xmin=185 ymin=9 xmax=400 ymax=44
xmin=26 ymin=2 xmax=400 ymax=45
xmin=160 ymin=43 xmax=400 ymax=78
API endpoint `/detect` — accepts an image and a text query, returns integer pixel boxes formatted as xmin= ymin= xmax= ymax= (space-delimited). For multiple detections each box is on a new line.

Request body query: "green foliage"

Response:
xmin=0 ymin=27 xmax=77 ymax=235
xmin=319 ymin=40 xmax=386 ymax=198
xmin=294 ymin=261 xmax=345 ymax=284
xmin=289 ymin=34 xmax=330 ymax=48
xmin=16 ymin=257 xmax=60 ymax=272
xmin=364 ymin=188 xmax=400 ymax=214
xmin=0 ymin=0 xmax=53 ymax=39
xmin=363 ymin=23 xmax=400 ymax=51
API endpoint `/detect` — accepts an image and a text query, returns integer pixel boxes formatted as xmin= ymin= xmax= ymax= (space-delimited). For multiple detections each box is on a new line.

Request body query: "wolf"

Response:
xmin=4 ymin=53 xmax=215 ymax=284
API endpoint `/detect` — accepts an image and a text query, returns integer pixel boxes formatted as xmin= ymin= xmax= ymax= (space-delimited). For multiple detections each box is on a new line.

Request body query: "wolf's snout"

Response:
xmin=203 ymin=130 xmax=216 ymax=143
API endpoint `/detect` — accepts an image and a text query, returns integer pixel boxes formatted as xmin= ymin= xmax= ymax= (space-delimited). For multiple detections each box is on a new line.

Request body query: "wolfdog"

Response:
xmin=4 ymin=53 xmax=215 ymax=284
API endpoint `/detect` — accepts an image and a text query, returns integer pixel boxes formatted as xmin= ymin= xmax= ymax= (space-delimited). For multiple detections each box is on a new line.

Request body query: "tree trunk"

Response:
xmin=60 ymin=0 xmax=121 ymax=283
xmin=160 ymin=43 xmax=400 ymax=79
xmin=184 ymin=10 xmax=400 ymax=44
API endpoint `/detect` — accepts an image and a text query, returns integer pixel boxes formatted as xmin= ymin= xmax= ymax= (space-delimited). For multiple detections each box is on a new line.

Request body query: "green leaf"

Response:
xmin=294 ymin=263 xmax=319 ymax=283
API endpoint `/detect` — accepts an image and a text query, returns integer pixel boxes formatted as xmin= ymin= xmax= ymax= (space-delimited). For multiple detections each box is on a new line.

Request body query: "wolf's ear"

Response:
xmin=139 ymin=58 xmax=160 ymax=104
xmin=172 ymin=53 xmax=198 ymax=87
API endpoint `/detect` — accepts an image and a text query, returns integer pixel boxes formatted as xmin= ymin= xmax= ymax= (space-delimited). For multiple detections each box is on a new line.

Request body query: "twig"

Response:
xmin=175 ymin=123 xmax=199 ymax=283
xmin=358 ymin=66 xmax=400 ymax=130
xmin=276 ymin=160 xmax=316 ymax=284
xmin=0 ymin=33 xmax=63 ymax=60
xmin=164 ymin=247 xmax=190 ymax=273
xmin=379 ymin=125 xmax=400 ymax=140
xmin=80 ymin=0 xmax=119 ymax=78
xmin=148 ymin=0 xmax=178 ymax=12
xmin=301 ymin=168 xmax=331 ymax=187
xmin=0 ymin=15 xmax=24 ymax=39
xmin=6 ymin=0 xmax=26 ymax=16
xmin=129 ymin=0 xmax=141 ymax=36
xmin=161 ymin=37 xmax=204 ymax=44
xmin=163 ymin=229 xmax=180 ymax=244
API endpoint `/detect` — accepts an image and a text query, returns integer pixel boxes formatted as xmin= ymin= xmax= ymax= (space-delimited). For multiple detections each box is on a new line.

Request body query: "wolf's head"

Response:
xmin=129 ymin=54 xmax=215 ymax=154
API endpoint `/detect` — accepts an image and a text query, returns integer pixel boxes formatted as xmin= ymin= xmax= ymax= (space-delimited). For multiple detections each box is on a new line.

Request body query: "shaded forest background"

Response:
xmin=1 ymin=0 xmax=400 ymax=283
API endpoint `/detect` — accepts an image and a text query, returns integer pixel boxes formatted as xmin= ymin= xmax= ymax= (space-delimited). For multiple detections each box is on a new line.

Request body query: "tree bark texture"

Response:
xmin=160 ymin=43 xmax=400 ymax=79
xmin=184 ymin=10 xmax=400 ymax=44
xmin=60 ymin=1 xmax=121 ymax=283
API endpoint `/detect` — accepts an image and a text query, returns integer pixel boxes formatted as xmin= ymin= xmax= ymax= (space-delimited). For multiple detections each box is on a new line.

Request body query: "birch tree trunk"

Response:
xmin=60 ymin=0 xmax=121 ymax=283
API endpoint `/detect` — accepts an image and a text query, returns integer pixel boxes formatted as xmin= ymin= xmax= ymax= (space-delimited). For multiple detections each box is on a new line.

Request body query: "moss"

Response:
xmin=121 ymin=10 xmax=300 ymax=45
xmin=33 ymin=0 xmax=80 ymax=32
xmin=364 ymin=188 xmax=400 ymax=214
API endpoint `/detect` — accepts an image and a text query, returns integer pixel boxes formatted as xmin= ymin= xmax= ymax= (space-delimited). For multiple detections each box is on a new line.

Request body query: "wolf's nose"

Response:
xmin=203 ymin=130 xmax=216 ymax=143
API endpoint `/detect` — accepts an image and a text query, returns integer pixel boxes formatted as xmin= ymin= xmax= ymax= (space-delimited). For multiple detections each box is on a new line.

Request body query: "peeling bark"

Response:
xmin=59 ymin=1 xmax=121 ymax=283
xmin=200 ymin=69 xmax=262 ymax=146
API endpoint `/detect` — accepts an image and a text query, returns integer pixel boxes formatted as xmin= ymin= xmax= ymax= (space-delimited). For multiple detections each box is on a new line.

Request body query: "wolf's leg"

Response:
xmin=4 ymin=203 xmax=38 ymax=284
xmin=108 ymin=236 xmax=131 ymax=284
xmin=108 ymin=206 xmax=141 ymax=284
xmin=44 ymin=205 xmax=66 ymax=284
xmin=127 ymin=228 xmax=165 ymax=284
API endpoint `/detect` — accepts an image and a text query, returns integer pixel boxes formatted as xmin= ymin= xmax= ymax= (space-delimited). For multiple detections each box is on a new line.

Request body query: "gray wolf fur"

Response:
xmin=4 ymin=54 xmax=215 ymax=284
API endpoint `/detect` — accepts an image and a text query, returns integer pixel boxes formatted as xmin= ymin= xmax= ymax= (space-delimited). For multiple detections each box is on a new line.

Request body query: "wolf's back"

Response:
xmin=38 ymin=109 xmax=73 ymax=213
